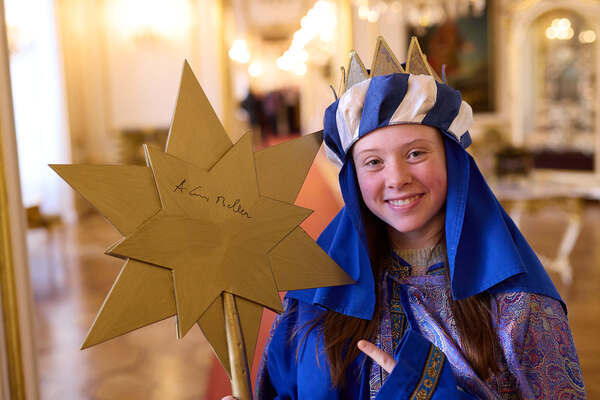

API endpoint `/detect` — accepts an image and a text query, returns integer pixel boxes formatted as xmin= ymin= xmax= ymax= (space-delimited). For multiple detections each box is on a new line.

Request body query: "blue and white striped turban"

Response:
xmin=323 ymin=73 xmax=473 ymax=167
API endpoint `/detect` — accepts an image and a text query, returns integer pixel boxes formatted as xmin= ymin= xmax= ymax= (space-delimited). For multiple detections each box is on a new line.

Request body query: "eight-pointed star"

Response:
xmin=51 ymin=61 xmax=353 ymax=377
xmin=108 ymin=133 xmax=311 ymax=337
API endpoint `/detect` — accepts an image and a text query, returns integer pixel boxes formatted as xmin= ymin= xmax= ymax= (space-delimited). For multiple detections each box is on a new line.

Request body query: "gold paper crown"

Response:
xmin=339 ymin=36 xmax=443 ymax=95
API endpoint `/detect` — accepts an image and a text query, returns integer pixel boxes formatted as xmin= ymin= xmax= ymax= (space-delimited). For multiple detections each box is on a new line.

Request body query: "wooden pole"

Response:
xmin=223 ymin=292 xmax=253 ymax=400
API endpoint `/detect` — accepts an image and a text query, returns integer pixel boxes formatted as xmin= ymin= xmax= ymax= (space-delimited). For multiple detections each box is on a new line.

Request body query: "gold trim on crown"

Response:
xmin=339 ymin=36 xmax=442 ymax=95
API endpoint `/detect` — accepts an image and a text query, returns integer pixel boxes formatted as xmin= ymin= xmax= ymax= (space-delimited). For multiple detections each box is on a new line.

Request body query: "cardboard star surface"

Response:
xmin=51 ymin=61 xmax=353 ymax=376
xmin=342 ymin=36 xmax=443 ymax=95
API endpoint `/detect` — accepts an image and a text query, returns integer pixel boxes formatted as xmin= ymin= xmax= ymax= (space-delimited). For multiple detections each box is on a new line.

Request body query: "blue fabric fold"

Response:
xmin=288 ymin=71 xmax=563 ymax=318
xmin=287 ymin=134 xmax=564 ymax=318
xmin=375 ymin=330 xmax=475 ymax=400
xmin=359 ymin=74 xmax=410 ymax=137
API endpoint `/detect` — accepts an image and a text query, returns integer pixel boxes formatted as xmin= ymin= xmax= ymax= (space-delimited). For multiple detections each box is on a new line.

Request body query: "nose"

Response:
xmin=384 ymin=161 xmax=412 ymax=189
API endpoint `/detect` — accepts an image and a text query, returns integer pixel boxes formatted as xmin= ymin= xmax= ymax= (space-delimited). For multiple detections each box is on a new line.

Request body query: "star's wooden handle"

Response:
xmin=224 ymin=292 xmax=253 ymax=400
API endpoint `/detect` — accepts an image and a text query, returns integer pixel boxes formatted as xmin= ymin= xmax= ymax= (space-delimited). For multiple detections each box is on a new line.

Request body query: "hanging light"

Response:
xmin=355 ymin=0 xmax=485 ymax=29
xmin=292 ymin=63 xmax=307 ymax=76
xmin=229 ymin=39 xmax=250 ymax=63
xmin=277 ymin=0 xmax=337 ymax=74
xmin=579 ymin=30 xmax=596 ymax=44
xmin=107 ymin=0 xmax=191 ymax=43
xmin=248 ymin=61 xmax=263 ymax=77
xmin=367 ymin=10 xmax=379 ymax=23
xmin=358 ymin=5 xmax=369 ymax=19
xmin=546 ymin=18 xmax=574 ymax=41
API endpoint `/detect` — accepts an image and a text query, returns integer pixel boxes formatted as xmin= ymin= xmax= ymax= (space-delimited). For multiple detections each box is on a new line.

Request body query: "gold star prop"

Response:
xmin=51 ymin=61 xmax=352 ymax=381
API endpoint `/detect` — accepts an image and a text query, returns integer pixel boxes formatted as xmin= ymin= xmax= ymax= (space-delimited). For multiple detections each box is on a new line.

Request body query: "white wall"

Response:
xmin=103 ymin=0 xmax=220 ymax=131
xmin=55 ymin=0 xmax=227 ymax=169
xmin=5 ymin=0 xmax=71 ymax=217
xmin=351 ymin=4 xmax=407 ymax=67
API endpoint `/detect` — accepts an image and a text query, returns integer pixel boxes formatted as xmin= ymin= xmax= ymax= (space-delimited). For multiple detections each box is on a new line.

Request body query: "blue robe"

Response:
xmin=255 ymin=72 xmax=584 ymax=399
xmin=255 ymin=297 xmax=475 ymax=399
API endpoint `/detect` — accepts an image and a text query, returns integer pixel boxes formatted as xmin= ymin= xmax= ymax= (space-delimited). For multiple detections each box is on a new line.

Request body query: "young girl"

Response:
xmin=249 ymin=42 xmax=586 ymax=399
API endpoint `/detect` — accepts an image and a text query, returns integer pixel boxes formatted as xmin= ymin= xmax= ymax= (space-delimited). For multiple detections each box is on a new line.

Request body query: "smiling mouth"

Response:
xmin=387 ymin=194 xmax=423 ymax=207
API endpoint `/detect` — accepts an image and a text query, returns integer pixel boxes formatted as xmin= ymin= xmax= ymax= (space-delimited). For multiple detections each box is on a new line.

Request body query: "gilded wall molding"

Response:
xmin=0 ymin=0 xmax=39 ymax=398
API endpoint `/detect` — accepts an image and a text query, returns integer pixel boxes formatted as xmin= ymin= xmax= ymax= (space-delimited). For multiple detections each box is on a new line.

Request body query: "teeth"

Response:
xmin=388 ymin=195 xmax=420 ymax=206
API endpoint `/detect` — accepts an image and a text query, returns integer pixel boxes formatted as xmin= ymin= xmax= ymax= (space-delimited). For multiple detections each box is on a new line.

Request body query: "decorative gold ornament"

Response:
xmin=340 ymin=36 xmax=443 ymax=95
xmin=51 ymin=61 xmax=352 ymax=387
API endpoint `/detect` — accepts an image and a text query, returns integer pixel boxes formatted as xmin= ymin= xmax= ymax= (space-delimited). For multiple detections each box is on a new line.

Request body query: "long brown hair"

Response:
xmin=300 ymin=211 xmax=501 ymax=387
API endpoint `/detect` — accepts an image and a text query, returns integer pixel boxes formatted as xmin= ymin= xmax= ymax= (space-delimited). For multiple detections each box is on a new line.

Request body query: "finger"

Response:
xmin=357 ymin=339 xmax=396 ymax=373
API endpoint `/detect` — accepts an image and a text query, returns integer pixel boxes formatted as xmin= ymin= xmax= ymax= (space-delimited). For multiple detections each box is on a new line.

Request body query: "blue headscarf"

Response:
xmin=287 ymin=73 xmax=564 ymax=319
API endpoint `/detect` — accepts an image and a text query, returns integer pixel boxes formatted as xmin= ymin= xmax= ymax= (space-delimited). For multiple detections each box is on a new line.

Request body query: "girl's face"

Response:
xmin=351 ymin=124 xmax=447 ymax=248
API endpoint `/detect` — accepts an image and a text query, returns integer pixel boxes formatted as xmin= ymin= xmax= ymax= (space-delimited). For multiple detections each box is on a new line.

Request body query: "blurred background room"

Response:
xmin=0 ymin=0 xmax=599 ymax=398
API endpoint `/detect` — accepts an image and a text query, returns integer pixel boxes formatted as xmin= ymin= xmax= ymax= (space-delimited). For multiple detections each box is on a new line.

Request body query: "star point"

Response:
xmin=53 ymin=61 xmax=353 ymax=378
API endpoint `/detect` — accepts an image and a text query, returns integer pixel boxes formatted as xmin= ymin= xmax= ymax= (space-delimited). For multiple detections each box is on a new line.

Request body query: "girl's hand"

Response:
xmin=357 ymin=339 xmax=396 ymax=373
xmin=221 ymin=396 xmax=237 ymax=400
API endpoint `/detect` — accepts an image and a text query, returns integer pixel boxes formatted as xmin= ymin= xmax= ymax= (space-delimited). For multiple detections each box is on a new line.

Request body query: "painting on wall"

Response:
xmin=408 ymin=2 xmax=494 ymax=112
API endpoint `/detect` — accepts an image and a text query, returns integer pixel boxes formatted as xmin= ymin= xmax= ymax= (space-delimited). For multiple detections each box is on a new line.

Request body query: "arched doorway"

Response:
xmin=525 ymin=9 xmax=596 ymax=170
xmin=509 ymin=0 xmax=600 ymax=174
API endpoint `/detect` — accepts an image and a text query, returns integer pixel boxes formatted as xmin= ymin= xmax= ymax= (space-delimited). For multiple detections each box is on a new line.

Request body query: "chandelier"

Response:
xmin=354 ymin=0 xmax=485 ymax=32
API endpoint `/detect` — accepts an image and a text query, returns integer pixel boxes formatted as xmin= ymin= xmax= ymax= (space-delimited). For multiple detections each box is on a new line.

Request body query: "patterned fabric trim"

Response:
xmin=411 ymin=345 xmax=446 ymax=400
xmin=369 ymin=246 xmax=449 ymax=399
xmin=390 ymin=282 xmax=407 ymax=349
xmin=426 ymin=262 xmax=445 ymax=275
xmin=369 ymin=276 xmax=393 ymax=399
xmin=390 ymin=251 xmax=412 ymax=278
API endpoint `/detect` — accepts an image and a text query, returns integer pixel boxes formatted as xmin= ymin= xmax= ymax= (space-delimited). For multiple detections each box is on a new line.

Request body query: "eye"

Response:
xmin=365 ymin=158 xmax=381 ymax=167
xmin=407 ymin=150 xmax=425 ymax=160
